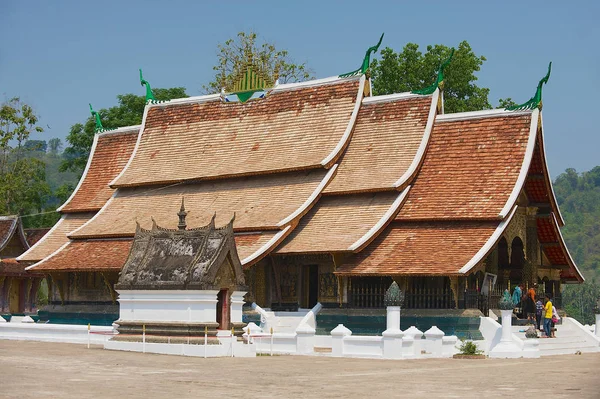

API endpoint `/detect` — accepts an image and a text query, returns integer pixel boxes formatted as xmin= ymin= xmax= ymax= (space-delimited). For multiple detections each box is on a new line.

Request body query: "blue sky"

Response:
xmin=1 ymin=1 xmax=598 ymax=177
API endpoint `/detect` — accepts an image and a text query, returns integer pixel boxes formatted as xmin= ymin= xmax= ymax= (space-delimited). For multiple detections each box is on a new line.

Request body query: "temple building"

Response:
xmin=16 ymin=40 xmax=583 ymax=331
xmin=0 ymin=216 xmax=49 ymax=315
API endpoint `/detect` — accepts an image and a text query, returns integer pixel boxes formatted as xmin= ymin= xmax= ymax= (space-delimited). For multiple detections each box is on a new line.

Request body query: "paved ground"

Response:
xmin=1 ymin=340 xmax=598 ymax=398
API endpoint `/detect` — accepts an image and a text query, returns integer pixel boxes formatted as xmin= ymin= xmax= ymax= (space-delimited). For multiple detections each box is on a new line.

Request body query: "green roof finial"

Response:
xmin=339 ymin=33 xmax=384 ymax=78
xmin=412 ymin=48 xmax=455 ymax=95
xmin=139 ymin=68 xmax=156 ymax=103
xmin=507 ymin=62 xmax=552 ymax=111
xmin=89 ymin=103 xmax=104 ymax=132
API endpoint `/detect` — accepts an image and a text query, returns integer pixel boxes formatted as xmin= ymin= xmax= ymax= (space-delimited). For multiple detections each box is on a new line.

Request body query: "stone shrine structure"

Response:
xmin=114 ymin=201 xmax=247 ymax=339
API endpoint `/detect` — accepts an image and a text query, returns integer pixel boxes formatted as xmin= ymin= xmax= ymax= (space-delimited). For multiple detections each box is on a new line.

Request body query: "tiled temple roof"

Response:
xmin=336 ymin=220 xmax=503 ymax=275
xmin=17 ymin=213 xmax=94 ymax=262
xmin=24 ymin=228 xmax=51 ymax=246
xmin=29 ymin=239 xmax=132 ymax=272
xmin=396 ymin=112 xmax=534 ymax=221
xmin=59 ymin=127 xmax=139 ymax=213
xmin=0 ymin=216 xmax=21 ymax=252
xmin=324 ymin=94 xmax=435 ymax=194
xmin=111 ymin=77 xmax=363 ymax=188
xmin=71 ymin=169 xmax=334 ymax=238
xmin=277 ymin=190 xmax=409 ymax=254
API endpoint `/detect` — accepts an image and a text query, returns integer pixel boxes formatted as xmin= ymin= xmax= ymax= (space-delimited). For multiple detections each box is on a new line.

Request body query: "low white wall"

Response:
xmin=105 ymin=338 xmax=256 ymax=358
xmin=342 ymin=335 xmax=383 ymax=358
xmin=117 ymin=290 xmax=219 ymax=323
xmin=253 ymin=333 xmax=297 ymax=355
xmin=0 ymin=323 xmax=115 ymax=345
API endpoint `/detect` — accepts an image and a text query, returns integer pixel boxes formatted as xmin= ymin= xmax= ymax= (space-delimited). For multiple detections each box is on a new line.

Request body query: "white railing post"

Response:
xmin=330 ymin=324 xmax=352 ymax=357
xmin=383 ymin=306 xmax=403 ymax=359
xmin=87 ymin=323 xmax=91 ymax=349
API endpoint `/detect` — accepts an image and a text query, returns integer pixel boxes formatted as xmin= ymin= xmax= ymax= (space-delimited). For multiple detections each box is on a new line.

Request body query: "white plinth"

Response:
xmin=595 ymin=314 xmax=600 ymax=338
xmin=230 ymin=291 xmax=247 ymax=324
xmin=489 ymin=309 xmax=522 ymax=358
xmin=116 ymin=290 xmax=219 ymax=323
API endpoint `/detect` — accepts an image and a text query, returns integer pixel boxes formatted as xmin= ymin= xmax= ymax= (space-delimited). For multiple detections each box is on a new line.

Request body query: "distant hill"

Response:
xmin=554 ymin=166 xmax=600 ymax=324
xmin=554 ymin=166 xmax=600 ymax=282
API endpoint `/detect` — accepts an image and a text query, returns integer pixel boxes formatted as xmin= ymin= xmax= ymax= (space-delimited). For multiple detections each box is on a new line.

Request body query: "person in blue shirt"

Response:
xmin=512 ymin=284 xmax=522 ymax=307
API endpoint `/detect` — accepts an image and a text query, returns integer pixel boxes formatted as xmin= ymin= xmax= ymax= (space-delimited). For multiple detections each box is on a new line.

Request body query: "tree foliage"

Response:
xmin=0 ymin=98 xmax=50 ymax=216
xmin=554 ymin=166 xmax=600 ymax=324
xmin=61 ymin=87 xmax=187 ymax=174
xmin=48 ymin=138 xmax=62 ymax=155
xmin=371 ymin=41 xmax=491 ymax=113
xmin=203 ymin=31 xmax=314 ymax=94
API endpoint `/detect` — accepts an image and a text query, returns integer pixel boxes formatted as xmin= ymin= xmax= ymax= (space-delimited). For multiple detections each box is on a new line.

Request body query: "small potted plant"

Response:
xmin=453 ymin=340 xmax=486 ymax=359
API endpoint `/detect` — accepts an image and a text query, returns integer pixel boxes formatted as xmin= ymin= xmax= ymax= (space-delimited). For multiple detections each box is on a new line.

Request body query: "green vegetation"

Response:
xmin=371 ymin=40 xmax=512 ymax=113
xmin=554 ymin=167 xmax=600 ymax=324
xmin=458 ymin=340 xmax=483 ymax=355
xmin=0 ymin=98 xmax=52 ymax=226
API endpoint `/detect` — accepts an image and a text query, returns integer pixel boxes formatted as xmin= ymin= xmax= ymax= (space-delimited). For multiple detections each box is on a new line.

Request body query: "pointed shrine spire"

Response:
xmin=139 ymin=68 xmax=156 ymax=103
xmin=177 ymin=197 xmax=188 ymax=230
xmin=89 ymin=103 xmax=104 ymax=132
xmin=507 ymin=62 xmax=552 ymax=111
xmin=412 ymin=48 xmax=455 ymax=95
xmin=339 ymin=33 xmax=384 ymax=78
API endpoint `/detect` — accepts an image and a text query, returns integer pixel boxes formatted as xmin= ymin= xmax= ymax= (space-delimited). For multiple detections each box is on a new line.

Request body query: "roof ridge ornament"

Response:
xmin=221 ymin=51 xmax=275 ymax=103
xmin=412 ymin=48 xmax=455 ymax=95
xmin=139 ymin=69 xmax=156 ymax=103
xmin=507 ymin=62 xmax=552 ymax=111
xmin=139 ymin=69 xmax=167 ymax=104
xmin=177 ymin=197 xmax=188 ymax=231
xmin=339 ymin=33 xmax=384 ymax=78
xmin=89 ymin=103 xmax=115 ymax=133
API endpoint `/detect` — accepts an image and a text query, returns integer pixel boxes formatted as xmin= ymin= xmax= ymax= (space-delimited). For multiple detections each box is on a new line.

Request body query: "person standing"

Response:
xmin=543 ymin=295 xmax=553 ymax=338
xmin=512 ymin=284 xmax=522 ymax=307
xmin=551 ymin=304 xmax=560 ymax=338
xmin=536 ymin=297 xmax=544 ymax=330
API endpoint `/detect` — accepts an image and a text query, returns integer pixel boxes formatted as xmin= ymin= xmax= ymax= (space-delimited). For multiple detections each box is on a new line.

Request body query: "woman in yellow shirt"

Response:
xmin=543 ymin=296 xmax=553 ymax=338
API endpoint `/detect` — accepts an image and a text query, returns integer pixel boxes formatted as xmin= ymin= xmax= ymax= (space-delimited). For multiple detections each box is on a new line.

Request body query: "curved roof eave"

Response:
xmin=538 ymin=113 xmax=566 ymax=226
xmin=550 ymin=212 xmax=584 ymax=282
xmin=498 ymin=109 xmax=539 ymax=219
xmin=349 ymin=186 xmax=411 ymax=252
xmin=241 ymin=225 xmax=293 ymax=267
xmin=58 ymin=125 xmax=141 ymax=213
xmin=458 ymin=205 xmax=519 ymax=274
xmin=392 ymin=89 xmax=440 ymax=189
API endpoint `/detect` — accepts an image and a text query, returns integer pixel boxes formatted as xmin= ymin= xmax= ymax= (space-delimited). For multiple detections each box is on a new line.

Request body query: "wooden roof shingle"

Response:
xmin=72 ymin=169 xmax=332 ymax=239
xmin=396 ymin=113 xmax=533 ymax=221
xmin=324 ymin=94 xmax=434 ymax=194
xmin=111 ymin=78 xmax=362 ymax=187
xmin=59 ymin=128 xmax=139 ymax=213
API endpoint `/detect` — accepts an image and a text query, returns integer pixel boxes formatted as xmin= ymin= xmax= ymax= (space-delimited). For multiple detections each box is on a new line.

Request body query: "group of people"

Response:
xmin=512 ymin=283 xmax=559 ymax=338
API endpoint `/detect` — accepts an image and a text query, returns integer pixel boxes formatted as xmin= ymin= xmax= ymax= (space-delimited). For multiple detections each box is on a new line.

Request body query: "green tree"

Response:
xmin=61 ymin=87 xmax=187 ymax=173
xmin=0 ymin=98 xmax=51 ymax=216
xmin=203 ymin=31 xmax=314 ymax=94
xmin=24 ymin=140 xmax=47 ymax=152
xmin=48 ymin=138 xmax=62 ymax=155
xmin=371 ymin=41 xmax=491 ymax=113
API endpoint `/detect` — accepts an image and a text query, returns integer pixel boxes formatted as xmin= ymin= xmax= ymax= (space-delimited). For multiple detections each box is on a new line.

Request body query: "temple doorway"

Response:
xmin=306 ymin=265 xmax=319 ymax=308
xmin=216 ymin=289 xmax=230 ymax=330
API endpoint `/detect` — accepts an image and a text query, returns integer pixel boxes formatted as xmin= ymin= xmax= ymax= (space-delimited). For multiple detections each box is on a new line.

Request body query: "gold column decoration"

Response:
xmin=24 ymin=278 xmax=33 ymax=310
xmin=51 ymin=273 xmax=65 ymax=305
xmin=449 ymin=276 xmax=459 ymax=309
xmin=100 ymin=272 xmax=118 ymax=304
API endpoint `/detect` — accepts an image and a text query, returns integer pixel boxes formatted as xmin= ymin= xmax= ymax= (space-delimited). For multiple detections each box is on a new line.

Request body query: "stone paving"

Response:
xmin=1 ymin=340 xmax=598 ymax=398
